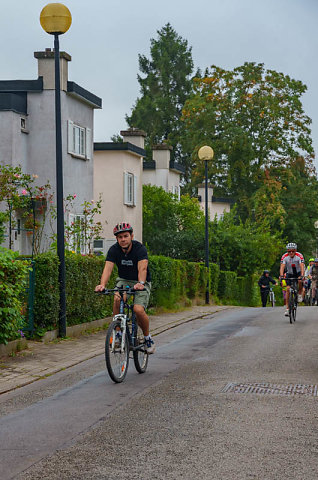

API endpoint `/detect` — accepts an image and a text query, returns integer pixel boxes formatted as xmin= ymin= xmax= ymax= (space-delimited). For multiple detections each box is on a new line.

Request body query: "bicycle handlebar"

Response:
xmin=95 ymin=287 xmax=137 ymax=296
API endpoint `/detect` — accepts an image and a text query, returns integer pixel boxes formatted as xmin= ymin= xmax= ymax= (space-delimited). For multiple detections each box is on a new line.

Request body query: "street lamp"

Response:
xmin=40 ymin=3 xmax=72 ymax=337
xmin=198 ymin=145 xmax=214 ymax=304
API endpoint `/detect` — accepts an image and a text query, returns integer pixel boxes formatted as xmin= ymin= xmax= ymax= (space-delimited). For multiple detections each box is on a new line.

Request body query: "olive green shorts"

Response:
xmin=115 ymin=277 xmax=151 ymax=309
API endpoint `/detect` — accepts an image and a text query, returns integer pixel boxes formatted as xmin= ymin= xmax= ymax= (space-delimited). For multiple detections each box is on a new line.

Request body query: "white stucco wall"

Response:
xmin=94 ymin=149 xmax=143 ymax=252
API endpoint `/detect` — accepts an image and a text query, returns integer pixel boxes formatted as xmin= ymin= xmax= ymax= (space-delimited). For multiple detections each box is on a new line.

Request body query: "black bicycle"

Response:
xmin=96 ymin=287 xmax=148 ymax=383
xmin=288 ymin=278 xmax=299 ymax=323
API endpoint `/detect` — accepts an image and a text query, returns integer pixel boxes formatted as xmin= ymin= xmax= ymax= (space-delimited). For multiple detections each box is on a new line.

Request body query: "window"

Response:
xmin=67 ymin=120 xmax=92 ymax=159
xmin=93 ymin=239 xmax=104 ymax=256
xmin=124 ymin=172 xmax=137 ymax=206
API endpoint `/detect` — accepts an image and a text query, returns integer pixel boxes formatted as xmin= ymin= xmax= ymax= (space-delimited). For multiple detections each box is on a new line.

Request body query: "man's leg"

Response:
xmin=133 ymin=304 xmax=150 ymax=336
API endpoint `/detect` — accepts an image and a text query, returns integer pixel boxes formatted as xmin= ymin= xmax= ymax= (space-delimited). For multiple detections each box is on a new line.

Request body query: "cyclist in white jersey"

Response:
xmin=279 ymin=242 xmax=305 ymax=316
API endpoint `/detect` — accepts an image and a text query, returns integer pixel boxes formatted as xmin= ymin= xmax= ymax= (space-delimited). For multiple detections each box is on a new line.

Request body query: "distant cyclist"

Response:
xmin=309 ymin=258 xmax=318 ymax=306
xmin=95 ymin=222 xmax=155 ymax=354
xmin=258 ymin=270 xmax=277 ymax=307
xmin=305 ymin=258 xmax=315 ymax=293
xmin=280 ymin=242 xmax=305 ymax=317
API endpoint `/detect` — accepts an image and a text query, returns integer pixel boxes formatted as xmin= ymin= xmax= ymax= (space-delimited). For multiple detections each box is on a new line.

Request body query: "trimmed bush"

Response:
xmin=32 ymin=252 xmax=117 ymax=333
xmin=0 ymin=248 xmax=29 ymax=344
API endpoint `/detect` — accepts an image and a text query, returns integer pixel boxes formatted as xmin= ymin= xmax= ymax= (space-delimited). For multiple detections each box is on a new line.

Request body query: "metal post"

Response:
xmin=205 ymin=160 xmax=209 ymax=304
xmin=54 ymin=33 xmax=67 ymax=337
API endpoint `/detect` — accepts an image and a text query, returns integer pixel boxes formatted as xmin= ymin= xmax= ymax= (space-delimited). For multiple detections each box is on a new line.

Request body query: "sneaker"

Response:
xmin=284 ymin=310 xmax=289 ymax=317
xmin=298 ymin=294 xmax=303 ymax=303
xmin=145 ymin=337 xmax=155 ymax=354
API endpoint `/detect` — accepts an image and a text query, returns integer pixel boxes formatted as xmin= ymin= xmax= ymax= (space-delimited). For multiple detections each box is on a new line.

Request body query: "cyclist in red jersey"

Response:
xmin=279 ymin=242 xmax=305 ymax=316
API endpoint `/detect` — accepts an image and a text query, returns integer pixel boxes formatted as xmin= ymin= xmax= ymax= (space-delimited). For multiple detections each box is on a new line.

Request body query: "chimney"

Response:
xmin=152 ymin=143 xmax=172 ymax=169
xmin=120 ymin=128 xmax=146 ymax=149
xmin=34 ymin=49 xmax=71 ymax=91
xmin=197 ymin=182 xmax=214 ymax=204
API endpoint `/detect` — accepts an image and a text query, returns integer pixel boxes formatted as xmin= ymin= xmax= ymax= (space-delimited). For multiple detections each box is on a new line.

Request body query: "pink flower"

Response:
xmin=14 ymin=174 xmax=21 ymax=178
xmin=21 ymin=189 xmax=27 ymax=195
xmin=73 ymin=194 xmax=77 ymax=198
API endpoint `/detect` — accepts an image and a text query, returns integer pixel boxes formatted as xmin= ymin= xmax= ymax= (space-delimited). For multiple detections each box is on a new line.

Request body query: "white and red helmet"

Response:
xmin=113 ymin=222 xmax=133 ymax=236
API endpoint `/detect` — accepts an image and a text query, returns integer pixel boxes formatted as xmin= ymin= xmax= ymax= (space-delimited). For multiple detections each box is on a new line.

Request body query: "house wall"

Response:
xmin=94 ymin=150 xmax=143 ymax=252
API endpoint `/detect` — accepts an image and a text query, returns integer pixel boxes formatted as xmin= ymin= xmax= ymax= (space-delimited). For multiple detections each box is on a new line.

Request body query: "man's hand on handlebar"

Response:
xmin=95 ymin=285 xmax=106 ymax=292
xmin=133 ymin=282 xmax=145 ymax=291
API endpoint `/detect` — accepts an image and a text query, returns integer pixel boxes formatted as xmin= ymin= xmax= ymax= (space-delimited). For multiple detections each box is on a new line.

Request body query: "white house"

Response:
xmin=197 ymin=183 xmax=233 ymax=220
xmin=0 ymin=48 xmax=102 ymax=255
xmin=142 ymin=143 xmax=184 ymax=199
xmin=93 ymin=129 xmax=146 ymax=255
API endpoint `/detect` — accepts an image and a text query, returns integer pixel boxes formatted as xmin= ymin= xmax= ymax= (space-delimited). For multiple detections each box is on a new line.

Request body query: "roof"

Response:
xmin=94 ymin=142 xmax=146 ymax=157
xmin=67 ymin=82 xmax=102 ymax=109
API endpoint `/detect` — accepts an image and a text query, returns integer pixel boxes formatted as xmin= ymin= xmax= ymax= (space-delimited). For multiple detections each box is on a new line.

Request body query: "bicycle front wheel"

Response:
xmin=133 ymin=323 xmax=149 ymax=374
xmin=270 ymin=293 xmax=275 ymax=307
xmin=105 ymin=320 xmax=129 ymax=383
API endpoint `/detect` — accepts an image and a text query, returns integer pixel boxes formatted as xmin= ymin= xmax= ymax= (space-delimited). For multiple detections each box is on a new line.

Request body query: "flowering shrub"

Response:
xmin=0 ymin=248 xmax=29 ymax=344
xmin=0 ymin=164 xmax=53 ymax=255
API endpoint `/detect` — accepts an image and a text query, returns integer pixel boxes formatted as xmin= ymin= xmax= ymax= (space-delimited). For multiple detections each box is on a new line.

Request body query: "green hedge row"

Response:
xmin=2 ymin=249 xmax=285 ymax=343
xmin=0 ymin=248 xmax=29 ymax=344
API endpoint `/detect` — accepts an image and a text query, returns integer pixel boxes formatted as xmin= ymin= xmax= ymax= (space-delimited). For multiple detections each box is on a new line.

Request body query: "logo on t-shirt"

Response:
xmin=121 ymin=259 xmax=133 ymax=266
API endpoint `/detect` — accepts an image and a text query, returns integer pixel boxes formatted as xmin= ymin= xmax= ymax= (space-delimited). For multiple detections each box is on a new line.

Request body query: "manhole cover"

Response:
xmin=222 ymin=382 xmax=318 ymax=397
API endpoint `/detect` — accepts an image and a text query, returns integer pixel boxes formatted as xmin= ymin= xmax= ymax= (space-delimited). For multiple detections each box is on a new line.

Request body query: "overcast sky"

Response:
xmin=1 ymin=0 xmax=317 ymax=156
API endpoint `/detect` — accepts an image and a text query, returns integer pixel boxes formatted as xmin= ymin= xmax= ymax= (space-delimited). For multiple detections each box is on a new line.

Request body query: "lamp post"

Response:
xmin=198 ymin=145 xmax=214 ymax=304
xmin=314 ymin=221 xmax=318 ymax=257
xmin=40 ymin=3 xmax=72 ymax=337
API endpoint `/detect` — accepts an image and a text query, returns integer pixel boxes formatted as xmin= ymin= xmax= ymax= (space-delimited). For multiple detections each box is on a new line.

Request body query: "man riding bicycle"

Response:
xmin=280 ymin=242 xmax=305 ymax=317
xmin=95 ymin=222 xmax=155 ymax=354
xmin=309 ymin=258 xmax=318 ymax=306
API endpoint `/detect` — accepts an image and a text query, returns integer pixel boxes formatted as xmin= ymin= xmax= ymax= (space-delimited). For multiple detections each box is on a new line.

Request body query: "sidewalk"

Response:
xmin=0 ymin=305 xmax=233 ymax=395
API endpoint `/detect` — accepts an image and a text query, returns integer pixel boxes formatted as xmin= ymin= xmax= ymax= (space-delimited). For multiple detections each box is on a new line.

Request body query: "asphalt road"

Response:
xmin=2 ymin=306 xmax=318 ymax=480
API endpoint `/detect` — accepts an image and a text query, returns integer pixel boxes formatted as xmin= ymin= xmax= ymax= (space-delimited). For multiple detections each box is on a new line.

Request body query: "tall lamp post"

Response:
xmin=198 ymin=145 xmax=214 ymax=304
xmin=40 ymin=3 xmax=72 ymax=337
xmin=314 ymin=221 xmax=318 ymax=257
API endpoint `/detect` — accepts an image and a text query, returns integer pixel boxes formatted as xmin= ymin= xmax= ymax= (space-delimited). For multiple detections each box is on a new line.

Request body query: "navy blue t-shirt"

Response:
xmin=106 ymin=240 xmax=151 ymax=282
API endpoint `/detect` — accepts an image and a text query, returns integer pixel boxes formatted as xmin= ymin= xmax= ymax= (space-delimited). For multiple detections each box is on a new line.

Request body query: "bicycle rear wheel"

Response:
xmin=105 ymin=320 xmax=129 ymax=383
xmin=133 ymin=323 xmax=149 ymax=374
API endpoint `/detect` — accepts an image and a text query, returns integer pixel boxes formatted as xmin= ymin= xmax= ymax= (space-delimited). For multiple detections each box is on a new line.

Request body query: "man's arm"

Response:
xmin=95 ymin=261 xmax=115 ymax=291
xmin=134 ymin=259 xmax=148 ymax=290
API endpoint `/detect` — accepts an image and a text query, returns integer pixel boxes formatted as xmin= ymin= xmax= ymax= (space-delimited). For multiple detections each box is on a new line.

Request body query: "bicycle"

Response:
xmin=288 ymin=277 xmax=299 ymax=323
xmin=268 ymin=287 xmax=275 ymax=307
xmin=96 ymin=287 xmax=148 ymax=383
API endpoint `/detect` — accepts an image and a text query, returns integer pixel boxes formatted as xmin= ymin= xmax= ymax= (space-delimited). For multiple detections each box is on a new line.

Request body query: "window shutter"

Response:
xmin=133 ymin=175 xmax=137 ymax=206
xmin=67 ymin=120 xmax=74 ymax=154
xmin=86 ymin=128 xmax=92 ymax=160
xmin=124 ymin=172 xmax=129 ymax=205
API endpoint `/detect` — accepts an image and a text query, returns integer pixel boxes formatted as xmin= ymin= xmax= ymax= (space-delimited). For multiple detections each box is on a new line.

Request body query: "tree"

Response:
xmin=143 ymin=184 xmax=205 ymax=261
xmin=126 ymin=24 xmax=194 ymax=164
xmin=209 ymin=208 xmax=284 ymax=276
xmin=181 ymin=63 xmax=314 ymax=217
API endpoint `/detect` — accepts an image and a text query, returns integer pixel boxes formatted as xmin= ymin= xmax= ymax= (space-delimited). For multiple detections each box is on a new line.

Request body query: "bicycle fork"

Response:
xmin=113 ymin=314 xmax=127 ymax=352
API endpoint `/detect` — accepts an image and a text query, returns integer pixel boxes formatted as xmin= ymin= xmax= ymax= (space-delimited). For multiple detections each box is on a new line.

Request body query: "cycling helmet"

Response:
xmin=263 ymin=270 xmax=270 ymax=275
xmin=309 ymin=258 xmax=315 ymax=262
xmin=113 ymin=222 xmax=133 ymax=236
xmin=286 ymin=242 xmax=297 ymax=250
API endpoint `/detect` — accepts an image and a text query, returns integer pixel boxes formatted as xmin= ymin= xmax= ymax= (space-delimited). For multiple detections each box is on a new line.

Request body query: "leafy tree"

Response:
xmin=181 ymin=62 xmax=314 ymax=217
xmin=210 ymin=208 xmax=284 ymax=276
xmin=143 ymin=184 xmax=205 ymax=261
xmin=126 ymin=24 xmax=194 ymax=164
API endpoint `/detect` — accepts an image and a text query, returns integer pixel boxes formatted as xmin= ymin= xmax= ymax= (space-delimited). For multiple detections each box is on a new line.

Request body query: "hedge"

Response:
xmin=0 ymin=248 xmax=29 ymax=344
xmin=2 ymin=249 xmax=284 ymax=342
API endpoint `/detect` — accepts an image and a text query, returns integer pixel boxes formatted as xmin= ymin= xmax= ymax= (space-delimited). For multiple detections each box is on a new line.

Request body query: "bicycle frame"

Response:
xmin=107 ymin=289 xmax=145 ymax=354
